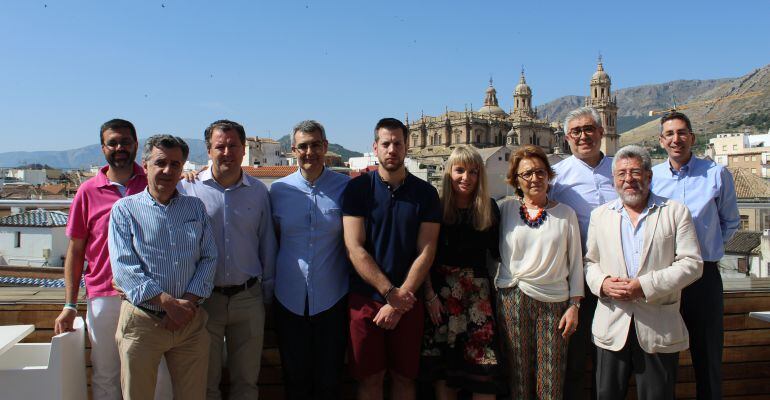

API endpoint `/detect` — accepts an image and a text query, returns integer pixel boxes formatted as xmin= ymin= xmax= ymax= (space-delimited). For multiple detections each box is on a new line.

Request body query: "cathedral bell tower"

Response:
xmin=585 ymin=56 xmax=619 ymax=156
xmin=512 ymin=68 xmax=535 ymax=120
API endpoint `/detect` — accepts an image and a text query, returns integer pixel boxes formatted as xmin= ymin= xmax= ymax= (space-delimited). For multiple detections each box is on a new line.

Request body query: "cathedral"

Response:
xmin=406 ymin=59 xmax=618 ymax=159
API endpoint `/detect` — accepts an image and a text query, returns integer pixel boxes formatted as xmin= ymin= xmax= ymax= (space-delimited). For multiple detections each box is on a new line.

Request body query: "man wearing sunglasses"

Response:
xmin=269 ymin=120 xmax=351 ymax=399
xmin=550 ymin=106 xmax=618 ymax=400
xmin=651 ymin=111 xmax=740 ymax=400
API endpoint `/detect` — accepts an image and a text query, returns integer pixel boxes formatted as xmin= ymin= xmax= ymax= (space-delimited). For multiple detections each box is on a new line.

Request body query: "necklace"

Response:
xmin=519 ymin=200 xmax=548 ymax=228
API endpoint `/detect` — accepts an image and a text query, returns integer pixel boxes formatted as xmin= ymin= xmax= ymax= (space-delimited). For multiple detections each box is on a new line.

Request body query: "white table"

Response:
xmin=749 ymin=311 xmax=770 ymax=323
xmin=0 ymin=325 xmax=34 ymax=357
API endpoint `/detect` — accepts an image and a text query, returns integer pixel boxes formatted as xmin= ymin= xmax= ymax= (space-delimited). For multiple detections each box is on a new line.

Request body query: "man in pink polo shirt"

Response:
xmin=54 ymin=119 xmax=170 ymax=400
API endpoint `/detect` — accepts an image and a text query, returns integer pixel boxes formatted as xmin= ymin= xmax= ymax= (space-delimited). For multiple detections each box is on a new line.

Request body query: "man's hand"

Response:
xmin=622 ymin=278 xmax=645 ymax=301
xmin=600 ymin=277 xmax=628 ymax=299
xmin=159 ymin=294 xmax=196 ymax=327
xmin=181 ymin=169 xmax=201 ymax=182
xmin=54 ymin=308 xmax=77 ymax=334
xmin=112 ymin=279 xmax=127 ymax=300
xmin=373 ymin=304 xmax=402 ymax=330
xmin=385 ymin=287 xmax=416 ymax=312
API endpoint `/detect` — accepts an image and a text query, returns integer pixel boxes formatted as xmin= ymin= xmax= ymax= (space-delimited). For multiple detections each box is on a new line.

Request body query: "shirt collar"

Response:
xmin=572 ymin=152 xmax=608 ymax=171
xmin=96 ymin=162 xmax=145 ymax=188
xmin=295 ymin=166 xmax=328 ymax=188
xmin=141 ymin=187 xmax=181 ymax=207
xmin=199 ymin=167 xmax=250 ymax=188
xmin=667 ymin=153 xmax=695 ymax=175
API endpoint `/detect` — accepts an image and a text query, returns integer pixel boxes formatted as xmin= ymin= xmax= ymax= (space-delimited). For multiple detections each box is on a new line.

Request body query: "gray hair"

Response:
xmin=564 ymin=106 xmax=603 ymax=131
xmin=612 ymin=145 xmax=652 ymax=173
xmin=142 ymin=134 xmax=190 ymax=162
xmin=292 ymin=120 xmax=327 ymax=145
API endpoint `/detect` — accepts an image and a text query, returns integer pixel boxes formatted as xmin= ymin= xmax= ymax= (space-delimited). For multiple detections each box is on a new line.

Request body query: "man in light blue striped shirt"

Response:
xmin=110 ymin=135 xmax=217 ymax=400
xmin=178 ymin=120 xmax=277 ymax=400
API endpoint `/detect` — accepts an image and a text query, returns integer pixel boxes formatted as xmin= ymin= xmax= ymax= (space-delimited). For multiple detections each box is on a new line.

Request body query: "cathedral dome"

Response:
xmin=514 ymin=70 xmax=532 ymax=96
xmin=477 ymin=104 xmax=508 ymax=117
xmin=591 ymin=58 xmax=611 ymax=84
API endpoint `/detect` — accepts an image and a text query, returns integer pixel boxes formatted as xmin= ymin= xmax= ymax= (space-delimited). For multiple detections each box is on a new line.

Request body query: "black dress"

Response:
xmin=420 ymin=199 xmax=507 ymax=395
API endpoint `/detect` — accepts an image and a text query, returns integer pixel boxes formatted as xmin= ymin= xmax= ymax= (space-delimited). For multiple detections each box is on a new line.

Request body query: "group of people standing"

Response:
xmin=52 ymin=104 xmax=738 ymax=400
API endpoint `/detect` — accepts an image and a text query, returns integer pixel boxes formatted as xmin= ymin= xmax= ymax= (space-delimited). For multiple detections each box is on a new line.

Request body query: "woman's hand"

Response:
xmin=426 ymin=294 xmax=445 ymax=326
xmin=558 ymin=302 xmax=580 ymax=338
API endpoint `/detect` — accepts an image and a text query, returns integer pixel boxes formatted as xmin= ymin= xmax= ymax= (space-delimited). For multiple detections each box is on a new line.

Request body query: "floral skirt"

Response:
xmin=420 ymin=265 xmax=507 ymax=394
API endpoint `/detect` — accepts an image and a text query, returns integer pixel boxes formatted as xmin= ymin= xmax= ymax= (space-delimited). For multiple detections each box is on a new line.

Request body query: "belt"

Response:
xmin=212 ymin=276 xmax=261 ymax=297
xmin=137 ymin=305 xmax=166 ymax=319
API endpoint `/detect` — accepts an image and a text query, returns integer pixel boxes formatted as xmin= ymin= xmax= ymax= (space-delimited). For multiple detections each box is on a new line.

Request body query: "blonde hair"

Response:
xmin=441 ymin=146 xmax=495 ymax=231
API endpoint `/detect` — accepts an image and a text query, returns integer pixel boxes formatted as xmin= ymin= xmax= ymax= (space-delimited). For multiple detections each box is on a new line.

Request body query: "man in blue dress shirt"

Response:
xmin=178 ymin=120 xmax=277 ymax=400
xmin=651 ymin=111 xmax=740 ymax=400
xmin=269 ymin=120 xmax=351 ymax=400
xmin=109 ymin=135 xmax=217 ymax=400
xmin=550 ymin=106 xmax=618 ymax=400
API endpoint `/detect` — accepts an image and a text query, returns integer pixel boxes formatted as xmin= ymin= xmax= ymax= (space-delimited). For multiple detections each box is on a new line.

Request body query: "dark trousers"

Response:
xmin=681 ymin=261 xmax=723 ymax=400
xmin=274 ymin=296 xmax=348 ymax=400
xmin=564 ymin=286 xmax=598 ymax=400
xmin=595 ymin=326 xmax=679 ymax=400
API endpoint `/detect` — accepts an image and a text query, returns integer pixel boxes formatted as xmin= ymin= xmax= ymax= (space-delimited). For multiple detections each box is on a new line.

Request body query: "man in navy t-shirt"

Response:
xmin=342 ymin=117 xmax=441 ymax=400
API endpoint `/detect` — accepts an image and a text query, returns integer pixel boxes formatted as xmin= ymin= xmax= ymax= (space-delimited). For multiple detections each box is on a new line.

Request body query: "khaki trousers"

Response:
xmin=202 ymin=283 xmax=265 ymax=400
xmin=116 ymin=301 xmax=210 ymax=400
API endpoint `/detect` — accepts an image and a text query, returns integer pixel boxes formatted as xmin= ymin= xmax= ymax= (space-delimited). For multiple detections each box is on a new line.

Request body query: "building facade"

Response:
xmin=708 ymin=132 xmax=770 ymax=178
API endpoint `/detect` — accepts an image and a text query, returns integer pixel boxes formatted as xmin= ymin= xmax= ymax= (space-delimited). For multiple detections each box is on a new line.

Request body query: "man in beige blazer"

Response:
xmin=585 ymin=145 xmax=703 ymax=400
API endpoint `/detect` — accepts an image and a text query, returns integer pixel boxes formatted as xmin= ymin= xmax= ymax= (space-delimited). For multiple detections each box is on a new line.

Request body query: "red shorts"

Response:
xmin=348 ymin=292 xmax=425 ymax=380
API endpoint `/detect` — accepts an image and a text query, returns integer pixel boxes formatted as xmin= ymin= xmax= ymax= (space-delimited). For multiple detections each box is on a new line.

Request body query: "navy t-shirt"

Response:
xmin=342 ymin=170 xmax=441 ymax=302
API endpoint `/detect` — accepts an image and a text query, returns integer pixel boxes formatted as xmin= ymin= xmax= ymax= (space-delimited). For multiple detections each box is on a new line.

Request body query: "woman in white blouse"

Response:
xmin=496 ymin=144 xmax=583 ymax=400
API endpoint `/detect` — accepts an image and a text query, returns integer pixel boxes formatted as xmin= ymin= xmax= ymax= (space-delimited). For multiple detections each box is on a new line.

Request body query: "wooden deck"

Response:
xmin=0 ymin=287 xmax=769 ymax=399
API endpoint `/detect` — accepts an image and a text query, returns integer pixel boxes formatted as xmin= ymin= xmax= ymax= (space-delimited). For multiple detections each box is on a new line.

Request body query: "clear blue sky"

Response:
xmin=1 ymin=0 xmax=768 ymax=153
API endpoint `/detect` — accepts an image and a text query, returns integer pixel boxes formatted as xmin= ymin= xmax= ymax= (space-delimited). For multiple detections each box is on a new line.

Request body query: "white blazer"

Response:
xmin=585 ymin=195 xmax=703 ymax=353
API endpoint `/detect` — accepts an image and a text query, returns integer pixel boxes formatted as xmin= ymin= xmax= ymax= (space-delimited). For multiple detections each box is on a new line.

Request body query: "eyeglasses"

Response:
xmin=660 ymin=129 xmax=691 ymax=141
xmin=293 ymin=141 xmax=325 ymax=153
xmin=615 ymin=169 xmax=644 ymax=181
xmin=567 ymin=125 xmax=597 ymax=138
xmin=518 ymin=168 xmax=548 ymax=181
xmin=103 ymin=139 xmax=134 ymax=149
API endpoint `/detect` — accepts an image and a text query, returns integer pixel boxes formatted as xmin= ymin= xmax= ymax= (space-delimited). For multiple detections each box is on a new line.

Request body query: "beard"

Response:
xmin=380 ymin=158 xmax=404 ymax=172
xmin=617 ymin=182 xmax=649 ymax=208
xmin=106 ymin=149 xmax=137 ymax=169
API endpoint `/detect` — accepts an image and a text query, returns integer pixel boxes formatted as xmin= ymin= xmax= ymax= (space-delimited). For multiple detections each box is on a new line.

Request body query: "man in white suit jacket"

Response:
xmin=584 ymin=145 xmax=703 ymax=400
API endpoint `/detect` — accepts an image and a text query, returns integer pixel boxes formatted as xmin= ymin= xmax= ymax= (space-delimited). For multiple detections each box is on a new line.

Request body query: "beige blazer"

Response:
xmin=585 ymin=195 xmax=703 ymax=353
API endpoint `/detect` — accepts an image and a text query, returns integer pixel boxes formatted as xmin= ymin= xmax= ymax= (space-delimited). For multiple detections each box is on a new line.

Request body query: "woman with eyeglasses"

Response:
xmin=420 ymin=146 xmax=506 ymax=400
xmin=496 ymin=145 xmax=583 ymax=400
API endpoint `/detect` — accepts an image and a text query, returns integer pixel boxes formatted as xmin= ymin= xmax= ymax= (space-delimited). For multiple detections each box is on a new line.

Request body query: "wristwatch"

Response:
xmin=569 ymin=299 xmax=581 ymax=309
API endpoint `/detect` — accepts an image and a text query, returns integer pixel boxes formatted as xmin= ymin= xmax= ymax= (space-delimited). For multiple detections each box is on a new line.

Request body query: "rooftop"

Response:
xmin=729 ymin=167 xmax=770 ymax=199
xmin=0 ymin=209 xmax=68 ymax=227
xmin=242 ymin=166 xmax=298 ymax=178
xmin=725 ymin=231 xmax=763 ymax=255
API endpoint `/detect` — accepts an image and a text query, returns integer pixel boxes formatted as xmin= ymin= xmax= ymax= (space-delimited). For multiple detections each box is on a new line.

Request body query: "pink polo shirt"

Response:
xmin=66 ymin=163 xmax=147 ymax=298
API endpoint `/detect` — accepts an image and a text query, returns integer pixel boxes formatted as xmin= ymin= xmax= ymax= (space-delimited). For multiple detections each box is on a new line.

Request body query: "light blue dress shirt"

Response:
xmin=651 ymin=155 xmax=740 ymax=262
xmin=270 ymin=168 xmax=351 ymax=316
xmin=177 ymin=169 xmax=278 ymax=300
xmin=609 ymin=195 xmax=663 ymax=278
xmin=109 ymin=189 xmax=217 ymax=312
xmin=551 ymin=154 xmax=618 ymax=252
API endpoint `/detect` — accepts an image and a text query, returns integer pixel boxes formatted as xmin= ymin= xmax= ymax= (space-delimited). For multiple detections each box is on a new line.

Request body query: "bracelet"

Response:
xmin=425 ymin=293 xmax=438 ymax=305
xmin=383 ymin=285 xmax=396 ymax=301
xmin=63 ymin=303 xmax=78 ymax=311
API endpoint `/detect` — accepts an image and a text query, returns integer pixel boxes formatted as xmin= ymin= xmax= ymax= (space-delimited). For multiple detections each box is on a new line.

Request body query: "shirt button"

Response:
xmin=226 ymin=256 xmax=230 ymax=260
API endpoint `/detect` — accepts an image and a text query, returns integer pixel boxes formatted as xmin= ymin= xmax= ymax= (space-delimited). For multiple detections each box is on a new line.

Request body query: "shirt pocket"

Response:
xmin=319 ymin=207 xmax=343 ymax=234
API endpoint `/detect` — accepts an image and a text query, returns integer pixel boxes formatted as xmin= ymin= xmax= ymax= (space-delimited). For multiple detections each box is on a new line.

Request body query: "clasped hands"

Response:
xmin=373 ymin=287 xmax=416 ymax=330
xmin=600 ymin=276 xmax=645 ymax=301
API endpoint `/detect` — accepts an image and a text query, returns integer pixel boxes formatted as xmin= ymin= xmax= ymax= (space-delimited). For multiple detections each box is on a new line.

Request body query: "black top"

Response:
xmin=342 ymin=170 xmax=441 ymax=302
xmin=434 ymin=198 xmax=500 ymax=277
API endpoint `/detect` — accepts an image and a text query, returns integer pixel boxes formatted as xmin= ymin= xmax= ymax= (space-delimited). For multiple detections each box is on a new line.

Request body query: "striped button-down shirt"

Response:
xmin=108 ymin=189 xmax=217 ymax=312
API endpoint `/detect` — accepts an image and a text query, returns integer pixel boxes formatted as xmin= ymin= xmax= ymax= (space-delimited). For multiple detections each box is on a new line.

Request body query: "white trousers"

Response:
xmin=86 ymin=295 xmax=173 ymax=400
